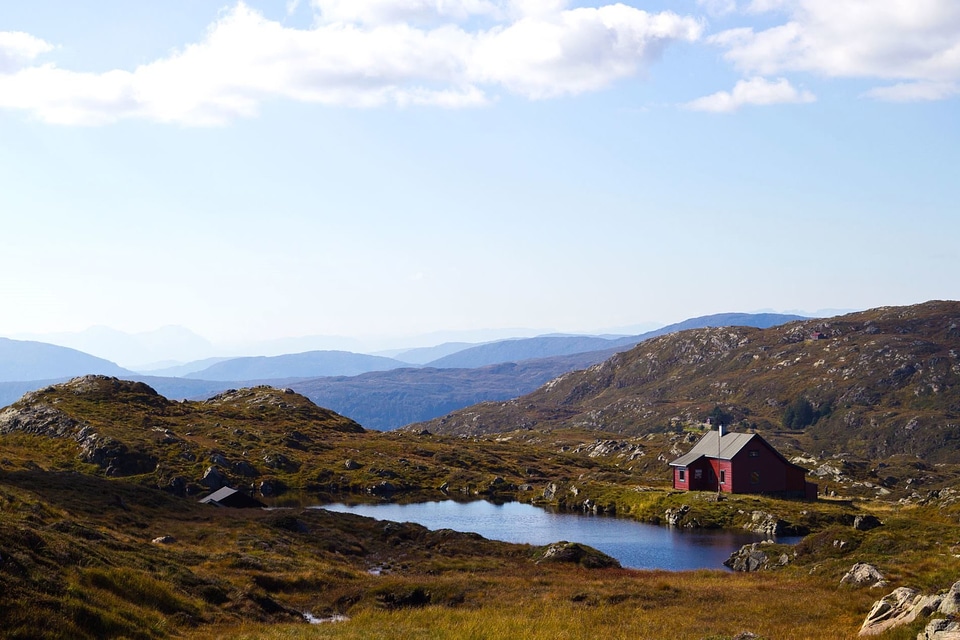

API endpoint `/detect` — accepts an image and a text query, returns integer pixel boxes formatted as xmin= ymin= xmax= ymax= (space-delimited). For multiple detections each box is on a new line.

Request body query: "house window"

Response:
xmin=694 ymin=469 xmax=703 ymax=480
xmin=719 ymin=470 xmax=726 ymax=484
xmin=749 ymin=449 xmax=760 ymax=458
xmin=751 ymin=471 xmax=760 ymax=484
xmin=678 ymin=469 xmax=686 ymax=482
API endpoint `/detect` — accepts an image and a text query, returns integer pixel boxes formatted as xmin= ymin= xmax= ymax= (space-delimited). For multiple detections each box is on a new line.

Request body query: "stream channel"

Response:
xmin=315 ymin=500 xmax=798 ymax=570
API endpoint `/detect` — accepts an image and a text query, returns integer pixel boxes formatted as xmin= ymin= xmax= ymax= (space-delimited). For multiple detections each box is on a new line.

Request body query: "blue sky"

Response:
xmin=1 ymin=0 xmax=958 ymax=350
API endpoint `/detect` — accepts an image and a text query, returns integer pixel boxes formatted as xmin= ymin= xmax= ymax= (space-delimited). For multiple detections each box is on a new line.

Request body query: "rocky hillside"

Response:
xmin=0 ymin=375 xmax=640 ymax=502
xmin=414 ymin=301 xmax=960 ymax=462
xmin=0 ymin=376 xmax=363 ymax=495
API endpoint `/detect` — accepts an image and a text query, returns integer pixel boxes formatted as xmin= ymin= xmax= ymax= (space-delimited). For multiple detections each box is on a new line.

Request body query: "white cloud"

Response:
xmin=708 ymin=0 xmax=960 ymax=100
xmin=0 ymin=31 xmax=54 ymax=73
xmin=0 ymin=1 xmax=702 ymax=125
xmin=311 ymin=0 xmax=501 ymax=25
xmin=684 ymin=76 xmax=815 ymax=112
xmin=507 ymin=0 xmax=569 ymax=19
xmin=471 ymin=6 xmax=703 ymax=99
xmin=863 ymin=80 xmax=959 ymax=102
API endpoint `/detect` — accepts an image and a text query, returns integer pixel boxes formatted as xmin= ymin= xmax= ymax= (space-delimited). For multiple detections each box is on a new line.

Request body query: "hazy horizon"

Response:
xmin=6 ymin=306 xmax=851 ymax=368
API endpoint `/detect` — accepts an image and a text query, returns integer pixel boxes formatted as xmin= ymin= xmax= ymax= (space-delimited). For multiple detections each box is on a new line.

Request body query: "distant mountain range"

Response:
xmin=0 ymin=338 xmax=133 ymax=382
xmin=0 ymin=312 xmax=809 ymax=430
xmin=183 ymin=350 xmax=410 ymax=381
xmin=12 ymin=325 xmax=217 ymax=369
xmin=425 ymin=313 xmax=806 ymax=369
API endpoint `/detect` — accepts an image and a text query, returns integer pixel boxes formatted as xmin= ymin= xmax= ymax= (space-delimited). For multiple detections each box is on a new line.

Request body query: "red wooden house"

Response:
xmin=669 ymin=430 xmax=817 ymax=499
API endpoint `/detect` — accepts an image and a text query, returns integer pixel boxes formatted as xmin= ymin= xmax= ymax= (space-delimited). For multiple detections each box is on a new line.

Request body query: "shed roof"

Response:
xmin=199 ymin=487 xmax=265 ymax=508
xmin=669 ymin=431 xmax=758 ymax=467
xmin=199 ymin=487 xmax=240 ymax=504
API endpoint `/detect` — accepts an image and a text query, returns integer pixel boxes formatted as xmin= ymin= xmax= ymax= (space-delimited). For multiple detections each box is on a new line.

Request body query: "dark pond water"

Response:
xmin=316 ymin=500 xmax=793 ymax=571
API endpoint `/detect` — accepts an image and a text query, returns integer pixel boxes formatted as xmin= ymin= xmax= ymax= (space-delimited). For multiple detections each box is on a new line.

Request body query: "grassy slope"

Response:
xmin=414 ymin=301 xmax=960 ymax=463
xmin=3 ymin=375 xmax=960 ymax=638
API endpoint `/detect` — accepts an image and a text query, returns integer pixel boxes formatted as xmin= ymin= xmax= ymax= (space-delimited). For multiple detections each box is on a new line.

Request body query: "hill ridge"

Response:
xmin=414 ymin=300 xmax=960 ymax=462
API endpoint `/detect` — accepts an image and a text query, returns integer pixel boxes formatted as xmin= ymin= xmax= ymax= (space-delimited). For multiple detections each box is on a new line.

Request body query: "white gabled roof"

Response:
xmin=669 ymin=431 xmax=758 ymax=467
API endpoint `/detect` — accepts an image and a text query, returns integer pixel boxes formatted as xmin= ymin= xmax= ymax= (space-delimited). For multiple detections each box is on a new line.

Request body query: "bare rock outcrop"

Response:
xmin=859 ymin=581 xmax=960 ymax=636
xmin=919 ymin=618 xmax=960 ymax=640
xmin=535 ymin=541 xmax=620 ymax=569
xmin=841 ymin=563 xmax=888 ymax=588
xmin=724 ymin=543 xmax=770 ymax=572
xmin=744 ymin=511 xmax=787 ymax=537
xmin=664 ymin=504 xmax=690 ymax=527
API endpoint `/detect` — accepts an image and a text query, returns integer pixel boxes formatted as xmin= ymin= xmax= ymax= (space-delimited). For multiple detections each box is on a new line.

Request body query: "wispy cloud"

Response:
xmin=0 ymin=31 xmax=54 ymax=73
xmin=696 ymin=0 xmax=738 ymax=17
xmin=862 ymin=81 xmax=959 ymax=102
xmin=684 ymin=76 xmax=815 ymax=112
xmin=707 ymin=0 xmax=960 ymax=101
xmin=0 ymin=1 xmax=702 ymax=126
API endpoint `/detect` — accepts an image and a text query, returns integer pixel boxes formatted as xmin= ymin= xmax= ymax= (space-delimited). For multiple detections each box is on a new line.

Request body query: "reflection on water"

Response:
xmin=315 ymin=500 xmax=795 ymax=570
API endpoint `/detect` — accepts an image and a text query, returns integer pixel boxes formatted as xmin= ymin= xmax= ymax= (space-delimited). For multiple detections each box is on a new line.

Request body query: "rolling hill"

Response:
xmin=424 ymin=313 xmax=806 ymax=369
xmin=287 ymin=351 xmax=616 ymax=431
xmin=0 ymin=338 xmax=132 ymax=382
xmin=184 ymin=350 xmax=409 ymax=381
xmin=413 ymin=301 xmax=960 ymax=462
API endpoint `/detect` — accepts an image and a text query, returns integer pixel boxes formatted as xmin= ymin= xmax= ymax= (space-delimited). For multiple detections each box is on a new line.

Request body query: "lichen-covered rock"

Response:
xmin=724 ymin=543 xmax=769 ymax=572
xmin=665 ymin=504 xmax=690 ymax=527
xmin=536 ymin=541 xmax=620 ymax=569
xmin=263 ymin=452 xmax=299 ymax=472
xmin=209 ymin=452 xmax=229 ymax=466
xmin=0 ymin=404 xmax=79 ymax=438
xmin=861 ymin=580 xmax=960 ymax=637
xmin=918 ymin=618 xmax=960 ymax=640
xmin=938 ymin=581 xmax=960 ymax=615
xmin=201 ymin=466 xmax=228 ymax=490
xmin=841 ymin=563 xmax=887 ymax=588
xmin=745 ymin=511 xmax=786 ymax=537
xmin=859 ymin=587 xmax=941 ymax=636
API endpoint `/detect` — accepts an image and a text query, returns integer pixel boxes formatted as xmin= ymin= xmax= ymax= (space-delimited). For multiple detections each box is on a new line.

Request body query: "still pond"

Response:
xmin=316 ymin=500 xmax=794 ymax=571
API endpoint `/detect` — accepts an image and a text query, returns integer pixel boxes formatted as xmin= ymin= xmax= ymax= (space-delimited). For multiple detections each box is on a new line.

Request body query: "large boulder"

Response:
xmin=859 ymin=588 xmax=942 ymax=636
xmin=937 ymin=581 xmax=960 ymax=615
xmin=841 ymin=563 xmax=887 ymax=588
xmin=664 ymin=504 xmax=690 ymax=527
xmin=919 ymin=618 xmax=960 ymax=640
xmin=201 ymin=466 xmax=228 ymax=490
xmin=745 ymin=511 xmax=787 ymax=537
xmin=724 ymin=543 xmax=769 ymax=572
xmin=535 ymin=541 xmax=620 ymax=569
